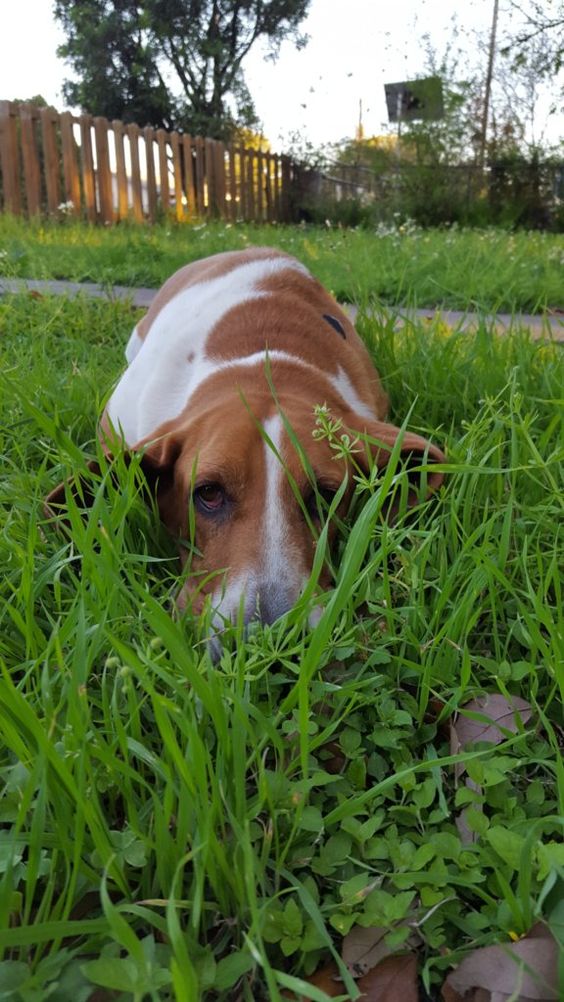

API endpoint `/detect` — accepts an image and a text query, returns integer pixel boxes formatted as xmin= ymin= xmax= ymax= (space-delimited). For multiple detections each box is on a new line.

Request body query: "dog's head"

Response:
xmin=116 ymin=386 xmax=445 ymax=641
xmin=45 ymin=377 xmax=445 ymax=652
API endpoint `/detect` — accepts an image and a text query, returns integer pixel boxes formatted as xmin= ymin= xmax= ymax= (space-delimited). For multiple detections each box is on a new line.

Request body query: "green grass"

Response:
xmin=1 ymin=214 xmax=563 ymax=311
xmin=0 ymin=287 xmax=562 ymax=1000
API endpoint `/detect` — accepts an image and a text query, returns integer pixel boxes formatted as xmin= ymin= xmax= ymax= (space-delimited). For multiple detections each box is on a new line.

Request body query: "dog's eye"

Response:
xmin=194 ymin=482 xmax=225 ymax=513
xmin=304 ymin=485 xmax=337 ymax=518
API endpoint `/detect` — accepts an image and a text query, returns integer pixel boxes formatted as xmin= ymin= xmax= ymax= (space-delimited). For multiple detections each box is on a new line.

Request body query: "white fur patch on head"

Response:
xmin=107 ymin=256 xmax=310 ymax=444
xmin=207 ymin=414 xmax=308 ymax=642
xmin=330 ymin=366 xmax=376 ymax=422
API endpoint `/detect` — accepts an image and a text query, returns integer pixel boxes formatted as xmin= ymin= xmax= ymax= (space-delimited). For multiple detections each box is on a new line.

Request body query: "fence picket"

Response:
xmin=144 ymin=126 xmax=158 ymax=222
xmin=0 ymin=100 xmax=22 ymax=214
xmin=19 ymin=105 xmax=41 ymax=216
xmin=41 ymin=107 xmax=60 ymax=215
xmin=79 ymin=115 xmax=97 ymax=223
xmin=112 ymin=119 xmax=128 ymax=220
xmin=127 ymin=123 xmax=143 ymax=222
xmin=182 ymin=134 xmax=195 ymax=216
xmin=60 ymin=111 xmax=81 ymax=216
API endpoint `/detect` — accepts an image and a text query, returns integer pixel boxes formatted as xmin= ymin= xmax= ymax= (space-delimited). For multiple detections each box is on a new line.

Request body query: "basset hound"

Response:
xmin=46 ymin=247 xmax=445 ymax=647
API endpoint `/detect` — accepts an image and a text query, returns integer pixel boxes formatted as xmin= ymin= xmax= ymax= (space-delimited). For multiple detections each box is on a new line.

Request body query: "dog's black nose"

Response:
xmin=253 ymin=581 xmax=295 ymax=626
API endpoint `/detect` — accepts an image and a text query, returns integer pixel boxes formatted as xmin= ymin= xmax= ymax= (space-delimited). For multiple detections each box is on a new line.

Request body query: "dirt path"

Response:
xmin=1 ymin=276 xmax=562 ymax=341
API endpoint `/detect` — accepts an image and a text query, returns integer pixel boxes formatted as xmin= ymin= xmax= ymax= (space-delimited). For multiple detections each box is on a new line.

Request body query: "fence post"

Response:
xmin=281 ymin=155 xmax=292 ymax=222
xmin=112 ymin=119 xmax=129 ymax=220
xmin=195 ymin=137 xmax=203 ymax=216
xmin=93 ymin=116 xmax=113 ymax=223
xmin=0 ymin=101 xmax=21 ymax=215
xmin=19 ymin=104 xmax=42 ymax=217
xmin=127 ymin=123 xmax=144 ymax=222
xmin=228 ymin=143 xmax=237 ymax=221
xmin=156 ymin=128 xmax=170 ymax=215
xmin=41 ymin=107 xmax=60 ymax=216
xmin=182 ymin=134 xmax=195 ymax=216
xmin=79 ymin=114 xmax=97 ymax=223
xmin=143 ymin=126 xmax=158 ymax=222
xmin=170 ymin=130 xmax=184 ymax=221
xmin=60 ymin=112 xmax=81 ymax=216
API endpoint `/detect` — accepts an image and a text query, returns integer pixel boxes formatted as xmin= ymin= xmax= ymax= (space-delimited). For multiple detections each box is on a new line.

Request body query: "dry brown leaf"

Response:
xmin=342 ymin=924 xmax=421 ymax=976
xmin=443 ymin=922 xmax=558 ymax=1001
xmin=450 ymin=694 xmax=532 ymax=781
xmin=441 ymin=983 xmax=490 ymax=1002
xmin=343 ymin=925 xmax=391 ymax=975
xmin=455 ymin=777 xmax=483 ymax=844
xmin=357 ymin=953 xmax=418 ymax=1001
xmin=452 ymin=693 xmax=532 ymax=749
xmin=281 ymin=961 xmax=343 ymax=999
xmin=283 ymin=954 xmax=419 ymax=1001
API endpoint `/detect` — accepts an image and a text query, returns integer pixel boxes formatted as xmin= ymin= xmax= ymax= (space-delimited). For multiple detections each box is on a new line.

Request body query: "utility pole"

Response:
xmin=478 ymin=0 xmax=500 ymax=171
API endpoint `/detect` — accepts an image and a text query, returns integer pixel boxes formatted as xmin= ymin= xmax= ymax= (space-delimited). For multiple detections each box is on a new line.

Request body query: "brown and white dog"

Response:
xmin=46 ymin=247 xmax=445 ymax=642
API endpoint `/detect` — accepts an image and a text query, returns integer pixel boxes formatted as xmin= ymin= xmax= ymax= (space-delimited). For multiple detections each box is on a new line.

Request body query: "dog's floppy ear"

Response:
xmin=134 ymin=430 xmax=184 ymax=532
xmin=43 ymin=458 xmax=103 ymax=522
xmin=359 ymin=419 xmax=445 ymax=509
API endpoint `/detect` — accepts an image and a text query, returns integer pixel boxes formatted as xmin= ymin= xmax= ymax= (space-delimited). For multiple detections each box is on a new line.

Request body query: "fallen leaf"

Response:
xmin=283 ymin=954 xmax=418 ymax=1001
xmin=358 ymin=953 xmax=418 ymax=1001
xmin=343 ymin=926 xmax=391 ymax=976
xmin=450 ymin=694 xmax=532 ymax=780
xmin=443 ymin=922 xmax=558 ymax=1001
xmin=455 ymin=777 xmax=483 ymax=844
xmin=343 ymin=924 xmax=421 ymax=976
xmin=281 ymin=961 xmax=343 ymax=998
xmin=453 ymin=693 xmax=532 ymax=748
xmin=441 ymin=983 xmax=490 ymax=1001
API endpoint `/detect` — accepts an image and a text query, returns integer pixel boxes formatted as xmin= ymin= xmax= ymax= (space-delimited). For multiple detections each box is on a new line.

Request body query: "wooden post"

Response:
xmin=0 ymin=101 xmax=22 ymax=214
xmin=170 ymin=131 xmax=184 ymax=221
xmin=112 ymin=119 xmax=128 ymax=220
xmin=237 ymin=146 xmax=246 ymax=220
xmin=194 ymin=136 xmax=206 ymax=216
xmin=281 ymin=155 xmax=292 ymax=222
xmin=127 ymin=123 xmax=143 ymax=222
xmin=273 ymin=154 xmax=281 ymax=221
xmin=247 ymin=149 xmax=256 ymax=222
xmin=41 ymin=107 xmax=60 ymax=215
xmin=93 ymin=116 xmax=113 ymax=223
xmin=60 ymin=112 xmax=81 ymax=216
xmin=205 ymin=138 xmax=216 ymax=216
xmin=79 ymin=114 xmax=97 ymax=223
xmin=255 ymin=151 xmax=264 ymax=222
xmin=156 ymin=128 xmax=170 ymax=215
xmin=264 ymin=153 xmax=273 ymax=223
xmin=228 ymin=143 xmax=237 ymax=221
xmin=216 ymin=140 xmax=227 ymax=218
xmin=182 ymin=134 xmax=195 ymax=216
xmin=19 ymin=104 xmax=42 ymax=216
xmin=143 ymin=127 xmax=158 ymax=223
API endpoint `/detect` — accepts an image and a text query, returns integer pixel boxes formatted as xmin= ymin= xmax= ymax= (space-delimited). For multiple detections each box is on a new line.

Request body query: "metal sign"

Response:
xmin=384 ymin=77 xmax=444 ymax=123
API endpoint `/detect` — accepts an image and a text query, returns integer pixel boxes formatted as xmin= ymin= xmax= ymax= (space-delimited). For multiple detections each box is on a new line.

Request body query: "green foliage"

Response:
xmin=53 ymin=0 xmax=311 ymax=138
xmin=0 ymin=273 xmax=562 ymax=998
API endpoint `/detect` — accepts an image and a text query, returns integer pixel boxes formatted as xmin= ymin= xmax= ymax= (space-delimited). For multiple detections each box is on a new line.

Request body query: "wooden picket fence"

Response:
xmin=0 ymin=101 xmax=297 ymax=224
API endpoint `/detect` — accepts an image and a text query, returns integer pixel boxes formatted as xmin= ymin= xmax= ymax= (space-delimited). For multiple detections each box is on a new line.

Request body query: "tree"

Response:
xmin=54 ymin=0 xmax=311 ymax=138
xmin=500 ymin=0 xmax=564 ymax=85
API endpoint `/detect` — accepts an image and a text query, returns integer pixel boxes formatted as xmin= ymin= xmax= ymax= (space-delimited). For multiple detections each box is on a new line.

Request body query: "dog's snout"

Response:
xmin=252 ymin=580 xmax=295 ymax=626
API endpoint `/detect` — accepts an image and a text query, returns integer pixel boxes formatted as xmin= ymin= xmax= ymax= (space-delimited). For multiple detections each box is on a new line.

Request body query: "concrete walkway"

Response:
xmin=1 ymin=275 xmax=562 ymax=340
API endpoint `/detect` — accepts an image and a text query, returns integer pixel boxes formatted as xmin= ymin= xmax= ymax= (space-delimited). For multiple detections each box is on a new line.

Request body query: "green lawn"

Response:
xmin=0 ymin=250 xmax=563 ymax=999
xmin=0 ymin=214 xmax=563 ymax=311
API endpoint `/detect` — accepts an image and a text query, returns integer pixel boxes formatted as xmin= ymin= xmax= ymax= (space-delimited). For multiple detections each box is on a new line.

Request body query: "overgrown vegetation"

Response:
xmin=0 ymin=283 xmax=562 ymax=999
xmin=1 ymin=216 xmax=563 ymax=311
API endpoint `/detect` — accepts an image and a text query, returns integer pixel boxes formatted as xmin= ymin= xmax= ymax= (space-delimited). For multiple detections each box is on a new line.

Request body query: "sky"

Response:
xmin=0 ymin=0 xmax=561 ymax=150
